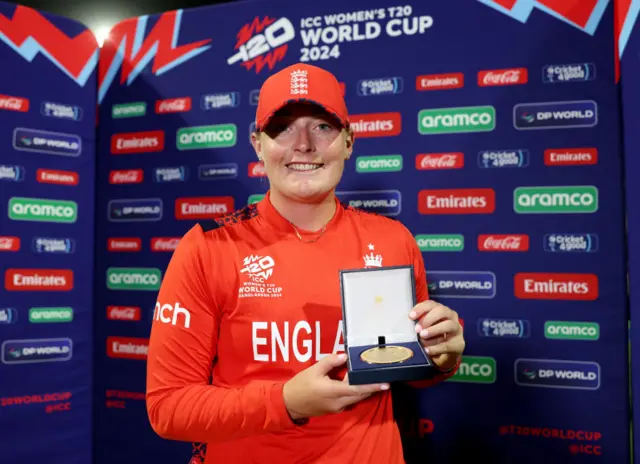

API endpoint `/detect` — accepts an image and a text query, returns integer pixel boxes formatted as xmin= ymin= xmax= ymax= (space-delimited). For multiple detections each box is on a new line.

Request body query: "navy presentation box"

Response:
xmin=339 ymin=265 xmax=438 ymax=385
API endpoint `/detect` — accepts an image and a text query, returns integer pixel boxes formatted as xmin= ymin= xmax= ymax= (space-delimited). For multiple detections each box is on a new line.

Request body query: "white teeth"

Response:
xmin=288 ymin=164 xmax=322 ymax=171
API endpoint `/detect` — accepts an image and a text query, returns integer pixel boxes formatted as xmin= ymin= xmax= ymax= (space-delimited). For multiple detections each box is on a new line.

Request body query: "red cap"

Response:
xmin=255 ymin=63 xmax=348 ymax=131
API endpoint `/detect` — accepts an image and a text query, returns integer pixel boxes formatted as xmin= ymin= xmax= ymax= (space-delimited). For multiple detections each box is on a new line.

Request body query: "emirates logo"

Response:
xmin=290 ymin=69 xmax=308 ymax=95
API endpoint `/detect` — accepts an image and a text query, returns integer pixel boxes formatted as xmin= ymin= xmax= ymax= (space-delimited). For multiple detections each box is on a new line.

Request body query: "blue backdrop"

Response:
xmin=0 ymin=0 xmax=633 ymax=463
xmin=0 ymin=3 xmax=98 ymax=464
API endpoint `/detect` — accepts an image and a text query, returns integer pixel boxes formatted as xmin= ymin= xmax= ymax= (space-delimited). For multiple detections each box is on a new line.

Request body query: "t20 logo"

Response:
xmin=227 ymin=17 xmax=295 ymax=73
xmin=240 ymin=255 xmax=275 ymax=282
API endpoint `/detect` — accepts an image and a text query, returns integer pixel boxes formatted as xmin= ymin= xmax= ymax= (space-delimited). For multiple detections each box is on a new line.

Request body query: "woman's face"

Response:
xmin=251 ymin=103 xmax=354 ymax=203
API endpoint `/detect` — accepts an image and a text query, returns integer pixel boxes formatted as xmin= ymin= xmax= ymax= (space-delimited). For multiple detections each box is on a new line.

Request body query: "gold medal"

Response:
xmin=360 ymin=346 xmax=414 ymax=364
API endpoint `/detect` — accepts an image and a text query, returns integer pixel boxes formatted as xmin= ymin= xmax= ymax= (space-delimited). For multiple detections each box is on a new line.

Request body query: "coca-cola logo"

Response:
xmin=109 ymin=169 xmax=143 ymax=184
xmin=416 ymin=153 xmax=464 ymax=170
xmin=478 ymin=68 xmax=528 ymax=87
xmin=0 ymin=237 xmax=20 ymax=251
xmin=151 ymin=238 xmax=181 ymax=251
xmin=156 ymin=98 xmax=192 ymax=114
xmin=478 ymin=234 xmax=529 ymax=251
xmin=0 ymin=94 xmax=29 ymax=112
xmin=248 ymin=162 xmax=266 ymax=177
xmin=107 ymin=306 xmax=140 ymax=321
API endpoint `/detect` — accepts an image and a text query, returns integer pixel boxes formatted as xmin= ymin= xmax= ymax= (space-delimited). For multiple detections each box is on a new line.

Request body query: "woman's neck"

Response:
xmin=269 ymin=189 xmax=337 ymax=232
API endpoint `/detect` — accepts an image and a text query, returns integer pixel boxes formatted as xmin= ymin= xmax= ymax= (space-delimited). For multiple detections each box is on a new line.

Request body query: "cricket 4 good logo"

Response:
xmin=110 ymin=169 xmax=143 ymax=184
xmin=41 ymin=101 xmax=82 ymax=121
xmin=447 ymin=356 xmax=496 ymax=383
xmin=151 ymin=237 xmax=180 ymax=252
xmin=545 ymin=321 xmax=599 ymax=341
xmin=478 ymin=234 xmax=529 ymax=251
xmin=198 ymin=163 xmax=239 ymax=180
xmin=107 ymin=238 xmax=141 ymax=252
xmin=32 ymin=237 xmax=76 ymax=254
xmin=13 ymin=128 xmax=81 ymax=157
xmin=349 ymin=112 xmax=401 ymax=138
xmin=478 ymin=150 xmax=528 ymax=168
xmin=154 ymin=301 xmax=191 ymax=328
xmin=515 ymin=359 xmax=600 ymax=390
xmin=418 ymin=188 xmax=495 ymax=214
xmin=106 ymin=336 xmax=149 ymax=360
xmin=357 ymin=77 xmax=404 ymax=96
xmin=227 ymin=16 xmax=295 ymax=73
xmin=514 ymin=186 xmax=598 ymax=214
xmin=418 ymin=106 xmax=495 ymax=134
xmin=336 ymin=190 xmax=401 ymax=216
xmin=544 ymin=233 xmax=598 ymax=253
xmin=108 ymin=198 xmax=162 ymax=222
xmin=426 ymin=271 xmax=496 ymax=299
xmin=2 ymin=338 xmax=72 ymax=364
xmin=175 ymin=197 xmax=234 ymax=219
xmin=416 ymin=73 xmax=464 ymax=91
xmin=9 ymin=197 xmax=77 ymax=223
xmin=0 ymin=165 xmax=25 ymax=182
xmin=514 ymin=273 xmax=598 ymax=300
xmin=5 ymin=269 xmax=74 ymax=291
xmin=0 ymin=308 xmax=18 ymax=324
xmin=0 ymin=94 xmax=29 ymax=112
xmin=478 ymin=68 xmax=528 ymax=86
xmin=107 ymin=306 xmax=141 ymax=321
xmin=356 ymin=155 xmax=403 ymax=173
xmin=36 ymin=169 xmax=78 ymax=186
xmin=29 ymin=307 xmax=73 ymax=323
xmin=0 ymin=237 xmax=20 ymax=252
xmin=544 ymin=148 xmax=597 ymax=166
xmin=478 ymin=318 xmax=530 ymax=338
xmin=111 ymin=130 xmax=165 ymax=154
xmin=156 ymin=97 xmax=191 ymax=114
xmin=542 ymin=63 xmax=595 ymax=83
xmin=107 ymin=268 xmax=161 ymax=291
xmin=416 ymin=234 xmax=464 ymax=252
xmin=155 ymin=167 xmax=188 ymax=182
xmin=112 ymin=102 xmax=146 ymax=119
xmin=248 ymin=162 xmax=266 ymax=177
xmin=416 ymin=153 xmax=464 ymax=170
xmin=201 ymin=92 xmax=241 ymax=110
xmin=177 ymin=124 xmax=237 ymax=150
xmin=513 ymin=100 xmax=597 ymax=130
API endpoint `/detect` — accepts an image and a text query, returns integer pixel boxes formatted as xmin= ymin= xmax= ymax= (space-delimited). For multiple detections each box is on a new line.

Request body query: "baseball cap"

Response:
xmin=255 ymin=63 xmax=348 ymax=132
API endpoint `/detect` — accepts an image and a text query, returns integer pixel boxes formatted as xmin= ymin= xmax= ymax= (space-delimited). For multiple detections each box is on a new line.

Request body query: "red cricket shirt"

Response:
xmin=146 ymin=191 xmax=459 ymax=463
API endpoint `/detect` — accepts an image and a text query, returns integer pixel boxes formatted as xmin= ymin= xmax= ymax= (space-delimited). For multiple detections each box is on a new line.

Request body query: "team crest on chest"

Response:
xmin=363 ymin=243 xmax=383 ymax=268
xmin=238 ymin=254 xmax=283 ymax=299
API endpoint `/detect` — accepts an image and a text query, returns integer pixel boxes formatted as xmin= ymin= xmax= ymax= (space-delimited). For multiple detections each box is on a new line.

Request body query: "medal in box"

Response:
xmin=339 ymin=265 xmax=437 ymax=385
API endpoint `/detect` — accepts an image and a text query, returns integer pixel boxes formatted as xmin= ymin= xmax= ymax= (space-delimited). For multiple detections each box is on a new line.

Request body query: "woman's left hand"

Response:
xmin=409 ymin=300 xmax=465 ymax=371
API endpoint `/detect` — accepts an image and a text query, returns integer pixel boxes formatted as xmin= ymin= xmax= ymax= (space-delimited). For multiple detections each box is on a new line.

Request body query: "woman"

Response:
xmin=146 ymin=63 xmax=465 ymax=464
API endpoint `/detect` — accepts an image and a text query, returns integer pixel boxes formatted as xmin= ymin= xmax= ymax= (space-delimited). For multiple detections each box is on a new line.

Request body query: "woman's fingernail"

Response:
xmin=425 ymin=347 xmax=431 ymax=354
xmin=415 ymin=324 xmax=422 ymax=333
xmin=420 ymin=329 xmax=428 ymax=338
xmin=381 ymin=384 xmax=390 ymax=390
xmin=409 ymin=311 xmax=417 ymax=319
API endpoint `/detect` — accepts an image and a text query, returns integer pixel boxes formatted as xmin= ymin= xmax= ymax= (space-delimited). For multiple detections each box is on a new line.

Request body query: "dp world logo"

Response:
xmin=13 ymin=127 xmax=81 ymax=156
xmin=336 ymin=190 xmax=401 ymax=216
xmin=513 ymin=100 xmax=597 ymax=130
xmin=418 ymin=106 xmax=495 ymax=135
xmin=515 ymin=358 xmax=600 ymax=390
xmin=107 ymin=268 xmax=161 ymax=291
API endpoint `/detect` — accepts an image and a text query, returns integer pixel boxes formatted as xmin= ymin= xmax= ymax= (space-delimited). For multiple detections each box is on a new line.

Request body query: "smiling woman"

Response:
xmin=145 ymin=62 xmax=465 ymax=464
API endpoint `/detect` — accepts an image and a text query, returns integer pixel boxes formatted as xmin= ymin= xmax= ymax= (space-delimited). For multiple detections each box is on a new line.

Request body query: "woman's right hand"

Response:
xmin=282 ymin=353 xmax=390 ymax=421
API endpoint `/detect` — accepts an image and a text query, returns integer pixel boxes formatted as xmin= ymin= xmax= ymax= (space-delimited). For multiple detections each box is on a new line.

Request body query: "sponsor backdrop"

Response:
xmin=0 ymin=0 xmax=632 ymax=463
xmin=618 ymin=0 xmax=640 ymax=459
xmin=0 ymin=3 xmax=98 ymax=464
xmin=93 ymin=0 xmax=629 ymax=463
